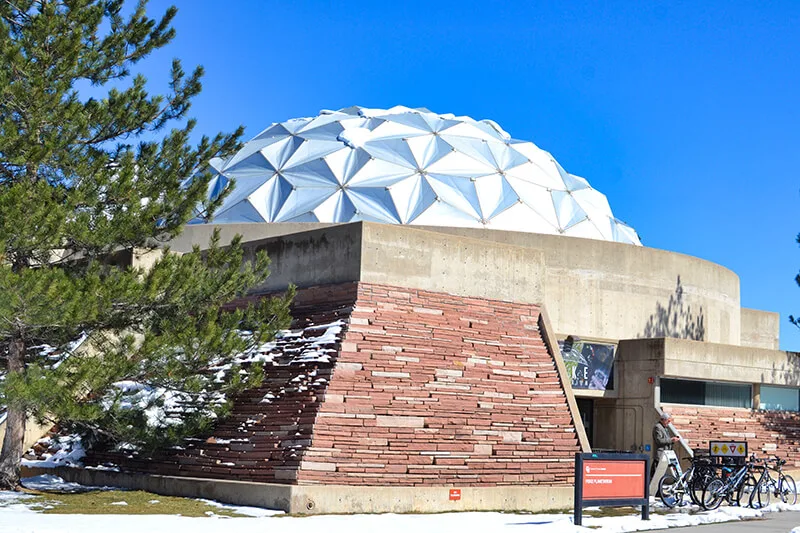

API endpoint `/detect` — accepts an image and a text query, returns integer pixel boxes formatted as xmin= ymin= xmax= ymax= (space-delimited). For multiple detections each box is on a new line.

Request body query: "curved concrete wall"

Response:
xmin=416 ymin=226 xmax=741 ymax=345
xmin=176 ymin=222 xmax=743 ymax=345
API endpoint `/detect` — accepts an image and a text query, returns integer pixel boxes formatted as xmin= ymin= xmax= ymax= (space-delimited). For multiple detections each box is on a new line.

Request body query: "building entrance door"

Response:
xmin=576 ymin=398 xmax=594 ymax=447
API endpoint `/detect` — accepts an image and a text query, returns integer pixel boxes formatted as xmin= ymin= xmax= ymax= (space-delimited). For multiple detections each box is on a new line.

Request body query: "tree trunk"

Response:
xmin=0 ymin=339 xmax=26 ymax=491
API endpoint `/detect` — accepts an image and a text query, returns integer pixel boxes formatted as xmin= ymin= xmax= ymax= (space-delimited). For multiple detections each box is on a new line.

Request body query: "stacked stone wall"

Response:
xmin=299 ymin=283 xmax=580 ymax=486
xmin=668 ymin=403 xmax=800 ymax=466
xmin=88 ymin=283 xmax=358 ymax=482
xmin=88 ymin=282 xmax=581 ymax=486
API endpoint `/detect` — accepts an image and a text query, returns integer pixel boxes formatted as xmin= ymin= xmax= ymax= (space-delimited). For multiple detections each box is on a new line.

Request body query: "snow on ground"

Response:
xmin=20 ymin=474 xmax=117 ymax=493
xmin=198 ymin=498 xmax=283 ymax=517
xmin=2 ymin=476 xmax=800 ymax=533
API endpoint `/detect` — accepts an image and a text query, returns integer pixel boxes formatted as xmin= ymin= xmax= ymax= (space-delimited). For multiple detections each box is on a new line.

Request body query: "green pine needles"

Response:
xmin=0 ymin=0 xmax=293 ymax=490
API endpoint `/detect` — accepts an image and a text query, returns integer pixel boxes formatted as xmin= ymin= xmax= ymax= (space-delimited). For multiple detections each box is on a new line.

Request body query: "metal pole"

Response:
xmin=643 ymin=456 xmax=650 ymax=520
xmin=574 ymin=453 xmax=583 ymax=526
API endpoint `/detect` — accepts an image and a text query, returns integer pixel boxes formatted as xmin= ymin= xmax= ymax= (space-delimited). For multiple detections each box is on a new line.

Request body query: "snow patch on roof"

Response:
xmin=242 ymin=320 xmax=343 ymax=365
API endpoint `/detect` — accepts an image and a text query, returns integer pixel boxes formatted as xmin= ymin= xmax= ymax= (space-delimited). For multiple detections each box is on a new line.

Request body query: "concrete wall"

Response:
xmin=243 ymin=224 xmax=363 ymax=293
xmin=0 ymin=418 xmax=52 ymax=453
xmin=603 ymin=337 xmax=800 ymax=457
xmin=661 ymin=337 xmax=800 ymax=386
xmin=594 ymin=339 xmax=662 ymax=454
xmin=179 ymin=222 xmax=747 ymax=347
xmin=22 ymin=466 xmax=573 ymax=514
xmin=741 ymin=307 xmax=780 ymax=350
xmin=416 ymin=226 xmax=741 ymax=346
xmin=169 ymin=222 xmax=340 ymax=253
xmin=358 ymin=223 xmax=545 ymax=305
xmin=237 ymin=223 xmax=546 ymax=305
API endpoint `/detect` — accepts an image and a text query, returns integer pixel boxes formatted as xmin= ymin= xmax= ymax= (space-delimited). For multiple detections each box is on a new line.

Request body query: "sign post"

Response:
xmin=574 ymin=452 xmax=650 ymax=526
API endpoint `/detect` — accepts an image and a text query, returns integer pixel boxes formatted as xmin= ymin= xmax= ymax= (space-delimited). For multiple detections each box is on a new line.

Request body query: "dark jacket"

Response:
xmin=653 ymin=422 xmax=673 ymax=451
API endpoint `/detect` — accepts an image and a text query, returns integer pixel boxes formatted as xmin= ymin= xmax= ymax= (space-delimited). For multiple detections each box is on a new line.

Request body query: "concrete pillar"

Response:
xmin=649 ymin=450 xmax=678 ymax=495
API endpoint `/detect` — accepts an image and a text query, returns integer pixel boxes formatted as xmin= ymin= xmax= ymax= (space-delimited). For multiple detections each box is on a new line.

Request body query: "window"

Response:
xmin=662 ymin=378 xmax=704 ymax=405
xmin=760 ymin=385 xmax=800 ymax=411
xmin=661 ymin=378 xmax=752 ymax=408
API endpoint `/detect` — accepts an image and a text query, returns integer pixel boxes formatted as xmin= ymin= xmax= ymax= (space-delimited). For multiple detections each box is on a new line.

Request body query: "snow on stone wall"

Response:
xmin=87 ymin=282 xmax=581 ymax=487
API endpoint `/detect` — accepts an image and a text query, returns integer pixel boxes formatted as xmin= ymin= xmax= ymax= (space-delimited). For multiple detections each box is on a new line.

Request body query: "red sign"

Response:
xmin=449 ymin=489 xmax=461 ymax=501
xmin=581 ymin=460 xmax=645 ymax=500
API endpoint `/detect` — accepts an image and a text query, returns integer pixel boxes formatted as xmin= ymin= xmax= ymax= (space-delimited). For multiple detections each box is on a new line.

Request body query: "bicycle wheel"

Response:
xmin=691 ymin=467 xmax=716 ymax=506
xmin=756 ymin=477 xmax=772 ymax=509
xmin=736 ymin=474 xmax=757 ymax=508
xmin=703 ymin=478 xmax=725 ymax=510
xmin=779 ymin=474 xmax=797 ymax=505
xmin=659 ymin=474 xmax=681 ymax=508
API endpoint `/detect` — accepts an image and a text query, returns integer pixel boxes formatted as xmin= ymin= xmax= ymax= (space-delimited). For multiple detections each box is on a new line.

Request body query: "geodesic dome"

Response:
xmin=192 ymin=106 xmax=641 ymax=245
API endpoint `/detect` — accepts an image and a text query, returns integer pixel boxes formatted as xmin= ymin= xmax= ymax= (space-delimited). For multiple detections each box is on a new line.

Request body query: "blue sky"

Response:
xmin=141 ymin=0 xmax=800 ymax=350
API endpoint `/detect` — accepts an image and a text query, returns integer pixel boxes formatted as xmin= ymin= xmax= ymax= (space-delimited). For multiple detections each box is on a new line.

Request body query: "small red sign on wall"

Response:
xmin=449 ymin=489 xmax=461 ymax=501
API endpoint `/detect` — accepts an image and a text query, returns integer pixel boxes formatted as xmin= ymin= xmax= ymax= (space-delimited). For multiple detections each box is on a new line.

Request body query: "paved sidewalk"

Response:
xmin=667 ymin=511 xmax=800 ymax=532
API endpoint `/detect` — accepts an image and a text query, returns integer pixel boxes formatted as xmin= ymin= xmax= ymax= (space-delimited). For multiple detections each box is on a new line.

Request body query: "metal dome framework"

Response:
xmin=193 ymin=106 xmax=641 ymax=245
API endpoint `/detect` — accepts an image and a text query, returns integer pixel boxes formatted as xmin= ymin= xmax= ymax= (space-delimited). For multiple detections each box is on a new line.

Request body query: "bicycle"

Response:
xmin=657 ymin=452 xmax=716 ymax=508
xmin=750 ymin=456 xmax=786 ymax=508
xmin=773 ymin=457 xmax=797 ymax=505
xmin=701 ymin=457 xmax=757 ymax=510
xmin=754 ymin=456 xmax=797 ymax=507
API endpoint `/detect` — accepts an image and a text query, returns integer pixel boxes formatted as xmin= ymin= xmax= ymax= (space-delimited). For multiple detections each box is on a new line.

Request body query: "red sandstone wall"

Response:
xmin=88 ymin=284 xmax=357 ymax=482
xmin=299 ymin=283 xmax=580 ymax=486
xmin=89 ymin=282 xmax=581 ymax=486
xmin=668 ymin=404 xmax=800 ymax=467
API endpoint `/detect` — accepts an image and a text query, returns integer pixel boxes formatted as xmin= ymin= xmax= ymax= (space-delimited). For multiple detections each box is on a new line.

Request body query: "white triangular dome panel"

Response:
xmin=194 ymin=106 xmax=641 ymax=246
xmin=388 ymin=174 xmax=437 ymax=224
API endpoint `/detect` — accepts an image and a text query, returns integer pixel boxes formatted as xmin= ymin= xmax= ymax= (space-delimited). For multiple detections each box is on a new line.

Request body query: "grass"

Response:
xmin=7 ymin=489 xmax=257 ymax=517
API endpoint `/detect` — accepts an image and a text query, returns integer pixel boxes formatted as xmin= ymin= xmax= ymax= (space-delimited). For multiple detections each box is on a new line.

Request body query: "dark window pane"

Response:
xmin=706 ymin=382 xmax=751 ymax=408
xmin=662 ymin=378 xmax=752 ymax=408
xmin=662 ymin=378 xmax=704 ymax=405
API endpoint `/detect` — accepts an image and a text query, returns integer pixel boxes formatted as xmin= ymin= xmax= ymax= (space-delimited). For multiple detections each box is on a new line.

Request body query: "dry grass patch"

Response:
xmin=23 ymin=490 xmax=253 ymax=516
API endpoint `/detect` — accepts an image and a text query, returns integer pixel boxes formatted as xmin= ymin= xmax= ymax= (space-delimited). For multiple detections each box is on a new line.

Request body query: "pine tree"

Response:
xmin=0 ymin=0 xmax=293 ymax=490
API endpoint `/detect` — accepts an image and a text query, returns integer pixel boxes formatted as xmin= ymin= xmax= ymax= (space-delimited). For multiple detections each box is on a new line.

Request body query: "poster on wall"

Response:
xmin=559 ymin=337 xmax=616 ymax=390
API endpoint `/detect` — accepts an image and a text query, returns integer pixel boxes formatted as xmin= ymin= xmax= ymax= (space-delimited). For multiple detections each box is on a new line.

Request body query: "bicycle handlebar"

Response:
xmin=743 ymin=455 xmax=786 ymax=468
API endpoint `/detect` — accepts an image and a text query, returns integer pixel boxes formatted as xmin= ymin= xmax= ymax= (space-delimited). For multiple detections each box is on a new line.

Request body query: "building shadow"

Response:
xmin=762 ymin=353 xmax=800 ymax=387
xmin=641 ymin=276 xmax=705 ymax=340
